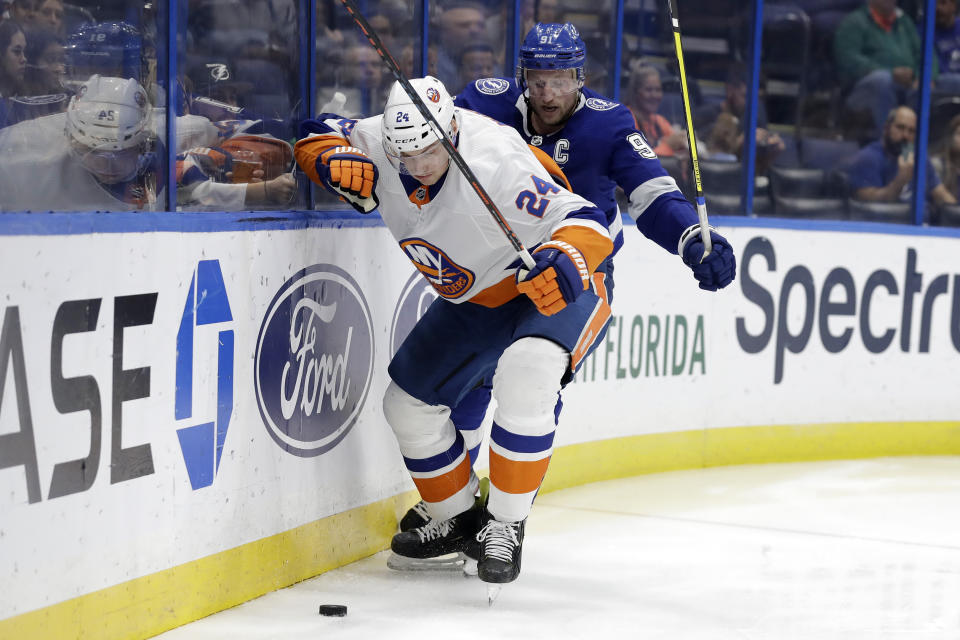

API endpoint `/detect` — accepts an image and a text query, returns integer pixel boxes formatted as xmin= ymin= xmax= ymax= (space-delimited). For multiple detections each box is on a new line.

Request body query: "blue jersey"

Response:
xmin=935 ymin=18 xmax=960 ymax=74
xmin=455 ymin=77 xmax=699 ymax=258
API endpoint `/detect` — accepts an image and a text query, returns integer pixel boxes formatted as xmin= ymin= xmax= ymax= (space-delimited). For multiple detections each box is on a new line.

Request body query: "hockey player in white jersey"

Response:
xmin=0 ymin=74 xmax=297 ymax=212
xmin=295 ymin=76 xmax=614 ymax=585
xmin=0 ymin=74 xmax=162 ymax=211
xmin=396 ymin=23 xmax=738 ymax=537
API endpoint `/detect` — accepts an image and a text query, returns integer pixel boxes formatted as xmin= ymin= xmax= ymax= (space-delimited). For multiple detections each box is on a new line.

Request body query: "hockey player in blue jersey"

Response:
xmin=395 ymin=22 xmax=737 ymax=538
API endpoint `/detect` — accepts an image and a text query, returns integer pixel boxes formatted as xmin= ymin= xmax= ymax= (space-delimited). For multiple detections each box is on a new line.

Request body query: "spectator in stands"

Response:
xmin=317 ymin=41 xmax=388 ymax=118
xmin=932 ymin=113 xmax=960 ymax=200
xmin=34 ymin=0 xmax=62 ymax=36
xmin=22 ymin=27 xmax=66 ymax=96
xmin=456 ymin=42 xmax=496 ymax=93
xmin=488 ymin=0 xmax=561 ymax=66
xmin=706 ymin=112 xmax=741 ymax=162
xmin=188 ymin=0 xmax=296 ymax=66
xmin=695 ymin=64 xmax=784 ymax=173
xmin=433 ymin=1 xmax=488 ymax=89
xmin=834 ymin=0 xmax=925 ymax=139
xmin=626 ymin=64 xmax=687 ymax=158
xmin=340 ymin=42 xmax=385 ymax=93
xmin=342 ymin=41 xmax=388 ymax=115
xmin=935 ymin=0 xmax=960 ymax=91
xmin=523 ymin=0 xmax=561 ymax=34
xmin=847 ymin=106 xmax=956 ymax=205
xmin=315 ymin=24 xmax=345 ymax=86
xmin=0 ymin=20 xmax=25 ymax=96
xmin=398 ymin=42 xmax=439 ymax=81
xmin=3 ymin=27 xmax=71 ymax=122
xmin=367 ymin=10 xmax=398 ymax=57
xmin=6 ymin=0 xmax=35 ymax=27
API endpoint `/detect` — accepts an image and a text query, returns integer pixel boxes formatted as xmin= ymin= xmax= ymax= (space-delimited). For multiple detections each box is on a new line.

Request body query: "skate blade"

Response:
xmin=386 ymin=551 xmax=469 ymax=572
xmin=487 ymin=584 xmax=502 ymax=606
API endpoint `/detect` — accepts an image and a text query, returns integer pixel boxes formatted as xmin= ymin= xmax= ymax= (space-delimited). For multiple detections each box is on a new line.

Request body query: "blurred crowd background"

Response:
xmin=0 ymin=0 xmax=958 ymax=224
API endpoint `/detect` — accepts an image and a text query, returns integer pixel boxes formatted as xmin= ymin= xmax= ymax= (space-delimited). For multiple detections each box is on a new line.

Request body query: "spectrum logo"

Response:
xmin=254 ymin=264 xmax=374 ymax=457
xmin=175 ymin=259 xmax=234 ymax=490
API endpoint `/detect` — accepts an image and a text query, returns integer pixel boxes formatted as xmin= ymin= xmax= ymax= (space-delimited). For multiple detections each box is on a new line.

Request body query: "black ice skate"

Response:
xmin=476 ymin=509 xmax=526 ymax=584
xmin=399 ymin=477 xmax=489 ymax=533
xmin=387 ymin=503 xmax=481 ymax=573
xmin=399 ymin=500 xmax=431 ymax=532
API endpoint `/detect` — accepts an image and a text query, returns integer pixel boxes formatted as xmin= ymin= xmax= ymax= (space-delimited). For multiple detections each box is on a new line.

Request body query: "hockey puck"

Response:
xmin=318 ymin=604 xmax=347 ymax=617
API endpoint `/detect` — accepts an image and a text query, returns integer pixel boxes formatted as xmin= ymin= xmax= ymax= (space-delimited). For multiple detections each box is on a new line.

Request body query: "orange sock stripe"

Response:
xmin=411 ymin=455 xmax=472 ymax=503
xmin=489 ymin=449 xmax=552 ymax=495
xmin=570 ymin=273 xmax=611 ymax=370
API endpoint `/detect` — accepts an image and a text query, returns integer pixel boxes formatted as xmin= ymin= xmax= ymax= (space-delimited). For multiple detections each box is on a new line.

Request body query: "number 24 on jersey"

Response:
xmin=515 ymin=175 xmax=560 ymax=218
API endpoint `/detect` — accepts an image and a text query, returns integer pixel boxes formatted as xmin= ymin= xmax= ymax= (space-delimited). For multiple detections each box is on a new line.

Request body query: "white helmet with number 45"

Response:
xmin=381 ymin=76 xmax=459 ymax=174
xmin=65 ymin=75 xmax=153 ymax=183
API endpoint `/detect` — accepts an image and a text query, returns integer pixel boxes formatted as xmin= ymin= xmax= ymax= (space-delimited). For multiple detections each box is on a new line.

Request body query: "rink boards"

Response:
xmin=1 ymin=219 xmax=958 ymax=639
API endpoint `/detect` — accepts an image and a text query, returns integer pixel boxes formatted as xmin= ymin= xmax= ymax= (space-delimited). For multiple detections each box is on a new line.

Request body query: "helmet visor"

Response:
xmin=71 ymin=140 xmax=142 ymax=183
xmin=384 ymin=139 xmax=450 ymax=178
xmin=523 ymin=70 xmax=581 ymax=98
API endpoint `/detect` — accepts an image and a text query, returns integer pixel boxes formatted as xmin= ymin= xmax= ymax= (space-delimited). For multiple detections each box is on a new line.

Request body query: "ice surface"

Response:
xmin=156 ymin=457 xmax=960 ymax=640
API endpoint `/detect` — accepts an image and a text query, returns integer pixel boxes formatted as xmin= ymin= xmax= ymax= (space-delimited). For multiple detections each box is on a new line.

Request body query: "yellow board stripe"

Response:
xmin=0 ymin=491 xmax=418 ymax=640
xmin=540 ymin=421 xmax=960 ymax=494
xmin=4 ymin=421 xmax=959 ymax=639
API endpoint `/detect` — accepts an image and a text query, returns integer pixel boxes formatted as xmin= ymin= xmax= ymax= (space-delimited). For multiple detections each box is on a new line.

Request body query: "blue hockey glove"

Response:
xmin=317 ymin=146 xmax=379 ymax=214
xmin=679 ymin=225 xmax=736 ymax=291
xmin=516 ymin=240 xmax=591 ymax=316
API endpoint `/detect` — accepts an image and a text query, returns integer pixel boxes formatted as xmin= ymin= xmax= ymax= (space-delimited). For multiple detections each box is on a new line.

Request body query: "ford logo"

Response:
xmin=254 ymin=264 xmax=374 ymax=457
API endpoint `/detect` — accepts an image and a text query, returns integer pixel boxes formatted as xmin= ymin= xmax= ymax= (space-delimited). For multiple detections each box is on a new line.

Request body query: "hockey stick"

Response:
xmin=666 ymin=0 xmax=712 ymax=259
xmin=336 ymin=0 xmax=536 ymax=270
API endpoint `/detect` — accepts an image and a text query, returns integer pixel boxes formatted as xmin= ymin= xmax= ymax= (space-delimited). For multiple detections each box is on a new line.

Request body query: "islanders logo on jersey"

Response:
xmin=400 ymin=238 xmax=475 ymax=299
xmin=476 ymin=78 xmax=510 ymax=95
xmin=586 ymin=97 xmax=618 ymax=111
xmin=426 ymin=87 xmax=441 ymax=103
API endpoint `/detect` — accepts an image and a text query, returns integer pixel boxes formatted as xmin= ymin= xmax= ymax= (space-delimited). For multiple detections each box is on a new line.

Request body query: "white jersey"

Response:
xmin=327 ymin=109 xmax=609 ymax=303
xmin=0 ymin=113 xmax=160 ymax=212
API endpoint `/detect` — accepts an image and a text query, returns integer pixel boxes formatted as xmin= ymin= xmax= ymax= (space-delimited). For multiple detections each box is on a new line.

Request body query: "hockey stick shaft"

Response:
xmin=337 ymin=0 xmax=536 ymax=270
xmin=666 ymin=0 xmax=712 ymax=258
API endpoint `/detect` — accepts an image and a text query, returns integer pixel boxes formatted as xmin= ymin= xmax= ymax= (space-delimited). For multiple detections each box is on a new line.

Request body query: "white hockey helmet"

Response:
xmin=381 ymin=76 xmax=459 ymax=173
xmin=66 ymin=75 xmax=152 ymax=183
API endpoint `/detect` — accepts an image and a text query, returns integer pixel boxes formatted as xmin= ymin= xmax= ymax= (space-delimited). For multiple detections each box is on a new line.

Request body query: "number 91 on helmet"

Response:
xmin=516 ymin=22 xmax=585 ymax=97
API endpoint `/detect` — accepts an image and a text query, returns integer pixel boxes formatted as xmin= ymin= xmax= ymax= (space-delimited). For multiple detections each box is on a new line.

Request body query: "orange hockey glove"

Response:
xmin=318 ymin=146 xmax=380 ymax=214
xmin=516 ymin=241 xmax=590 ymax=316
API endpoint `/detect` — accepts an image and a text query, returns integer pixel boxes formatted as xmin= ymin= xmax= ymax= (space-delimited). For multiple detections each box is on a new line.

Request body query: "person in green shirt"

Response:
xmin=834 ymin=0 xmax=930 ymax=138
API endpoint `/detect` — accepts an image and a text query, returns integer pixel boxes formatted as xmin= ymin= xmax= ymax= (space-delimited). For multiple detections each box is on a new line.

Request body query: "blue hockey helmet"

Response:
xmin=65 ymin=22 xmax=143 ymax=86
xmin=516 ymin=22 xmax=586 ymax=92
